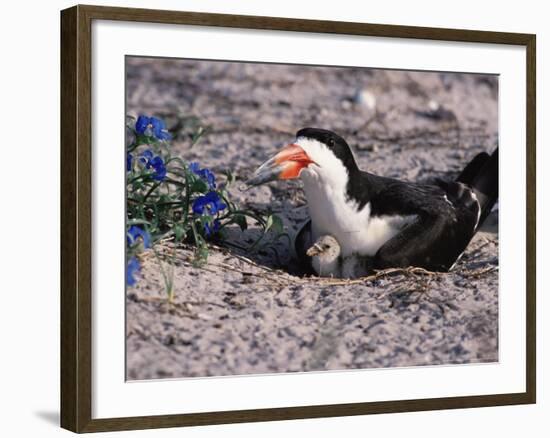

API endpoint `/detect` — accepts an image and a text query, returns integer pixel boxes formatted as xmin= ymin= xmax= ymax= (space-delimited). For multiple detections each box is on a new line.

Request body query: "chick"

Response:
xmin=306 ymin=235 xmax=373 ymax=278
xmin=307 ymin=235 xmax=342 ymax=277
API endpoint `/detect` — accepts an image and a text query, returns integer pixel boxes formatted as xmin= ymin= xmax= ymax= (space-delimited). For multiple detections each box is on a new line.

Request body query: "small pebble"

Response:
xmin=354 ymin=88 xmax=377 ymax=110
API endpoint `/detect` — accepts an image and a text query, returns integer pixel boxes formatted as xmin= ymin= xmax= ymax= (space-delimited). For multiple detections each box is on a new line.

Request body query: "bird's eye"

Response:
xmin=328 ymin=138 xmax=335 ymax=147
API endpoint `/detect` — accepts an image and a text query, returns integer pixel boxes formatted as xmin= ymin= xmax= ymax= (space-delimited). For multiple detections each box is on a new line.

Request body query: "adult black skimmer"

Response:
xmin=247 ymin=128 xmax=498 ymax=277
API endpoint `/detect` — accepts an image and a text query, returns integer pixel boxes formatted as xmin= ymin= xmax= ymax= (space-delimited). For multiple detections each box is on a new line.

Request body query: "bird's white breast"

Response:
xmin=301 ymin=167 xmax=415 ymax=257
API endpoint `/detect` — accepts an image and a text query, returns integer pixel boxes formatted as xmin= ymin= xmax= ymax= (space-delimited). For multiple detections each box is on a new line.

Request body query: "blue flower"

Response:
xmin=127 ymin=225 xmax=151 ymax=249
xmin=126 ymin=257 xmax=140 ymax=286
xmin=127 ymin=153 xmax=133 ymax=172
xmin=149 ymin=156 xmax=167 ymax=181
xmin=200 ymin=169 xmax=216 ymax=189
xmin=204 ymin=219 xmax=221 ymax=237
xmin=192 ymin=191 xmax=227 ymax=215
xmin=135 ymin=115 xmax=172 ymax=141
xmin=135 ymin=115 xmax=150 ymax=134
xmin=189 ymin=162 xmax=216 ymax=189
xmin=139 ymin=150 xmax=167 ymax=181
xmin=189 ymin=162 xmax=201 ymax=173
xmin=139 ymin=149 xmax=153 ymax=164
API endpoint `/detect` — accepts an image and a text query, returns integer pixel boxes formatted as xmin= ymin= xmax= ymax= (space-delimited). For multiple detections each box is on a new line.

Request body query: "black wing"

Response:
xmin=370 ymin=180 xmax=479 ymax=271
xmin=294 ymin=219 xmax=316 ymax=275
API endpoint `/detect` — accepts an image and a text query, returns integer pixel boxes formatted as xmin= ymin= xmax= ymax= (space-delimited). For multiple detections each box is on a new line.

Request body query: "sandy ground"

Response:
xmin=126 ymin=57 xmax=499 ymax=380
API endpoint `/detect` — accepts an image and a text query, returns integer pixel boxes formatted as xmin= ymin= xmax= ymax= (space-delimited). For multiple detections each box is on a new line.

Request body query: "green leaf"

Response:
xmin=135 ymin=134 xmax=158 ymax=146
xmin=223 ymin=169 xmax=236 ymax=186
xmin=233 ymin=214 xmax=248 ymax=231
xmin=193 ymin=245 xmax=209 ymax=266
xmin=265 ymin=215 xmax=273 ymax=231
xmin=265 ymin=214 xmax=283 ymax=234
xmin=191 ymin=125 xmax=210 ymax=147
xmin=190 ymin=178 xmax=208 ymax=193
xmin=174 ymin=224 xmax=186 ymax=241
xmin=158 ymin=194 xmax=172 ymax=203
xmin=198 ymin=215 xmax=212 ymax=227
xmin=126 ymin=218 xmax=151 ymax=226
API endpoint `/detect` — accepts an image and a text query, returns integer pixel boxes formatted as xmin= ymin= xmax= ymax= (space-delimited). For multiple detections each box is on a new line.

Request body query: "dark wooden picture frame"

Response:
xmin=60 ymin=4 xmax=536 ymax=433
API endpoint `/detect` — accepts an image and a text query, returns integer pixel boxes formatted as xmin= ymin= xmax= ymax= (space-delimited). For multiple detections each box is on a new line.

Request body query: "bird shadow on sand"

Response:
xmin=219 ymin=223 xmax=310 ymax=277
xmin=221 ymin=191 xmax=315 ymax=276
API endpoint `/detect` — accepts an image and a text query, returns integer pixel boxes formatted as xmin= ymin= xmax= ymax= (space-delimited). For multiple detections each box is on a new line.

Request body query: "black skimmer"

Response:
xmin=247 ymin=128 xmax=498 ymax=278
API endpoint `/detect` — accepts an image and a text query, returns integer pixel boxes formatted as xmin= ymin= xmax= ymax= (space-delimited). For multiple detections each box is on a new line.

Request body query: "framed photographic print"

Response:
xmin=60 ymin=4 xmax=536 ymax=433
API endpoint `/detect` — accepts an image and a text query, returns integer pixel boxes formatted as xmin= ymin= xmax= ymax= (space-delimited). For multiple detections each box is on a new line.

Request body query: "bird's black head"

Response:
xmin=246 ymin=127 xmax=358 ymax=187
xmin=296 ymin=128 xmax=358 ymax=172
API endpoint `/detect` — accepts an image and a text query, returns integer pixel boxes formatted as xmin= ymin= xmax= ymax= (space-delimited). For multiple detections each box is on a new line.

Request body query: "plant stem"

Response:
xmin=142 ymin=181 xmax=161 ymax=203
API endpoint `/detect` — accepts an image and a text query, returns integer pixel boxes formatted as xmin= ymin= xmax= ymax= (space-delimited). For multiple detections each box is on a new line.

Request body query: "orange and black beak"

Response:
xmin=246 ymin=144 xmax=315 ymax=186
